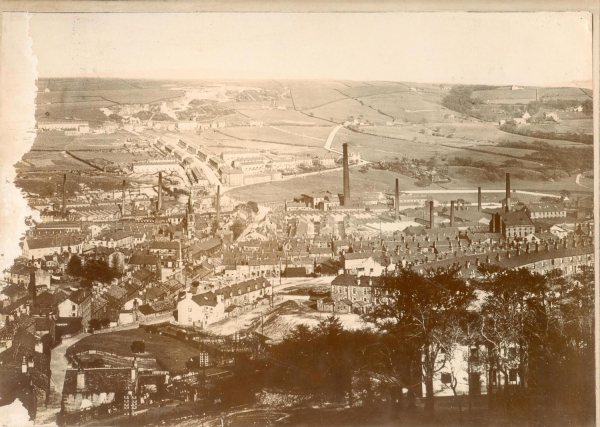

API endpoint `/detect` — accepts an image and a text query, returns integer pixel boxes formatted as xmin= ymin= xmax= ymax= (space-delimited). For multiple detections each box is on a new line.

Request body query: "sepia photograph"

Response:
xmin=0 ymin=7 xmax=595 ymax=427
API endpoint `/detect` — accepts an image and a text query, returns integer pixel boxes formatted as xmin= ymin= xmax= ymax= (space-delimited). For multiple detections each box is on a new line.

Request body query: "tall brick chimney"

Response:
xmin=450 ymin=201 xmax=455 ymax=227
xmin=505 ymin=173 xmax=511 ymax=212
xmin=157 ymin=172 xmax=163 ymax=211
xmin=429 ymin=201 xmax=434 ymax=229
xmin=394 ymin=178 xmax=400 ymax=221
xmin=342 ymin=143 xmax=351 ymax=206
xmin=478 ymin=186 xmax=482 ymax=211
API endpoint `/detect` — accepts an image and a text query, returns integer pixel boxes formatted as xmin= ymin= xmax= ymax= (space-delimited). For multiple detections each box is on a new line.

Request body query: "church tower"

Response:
xmin=186 ymin=190 xmax=196 ymax=239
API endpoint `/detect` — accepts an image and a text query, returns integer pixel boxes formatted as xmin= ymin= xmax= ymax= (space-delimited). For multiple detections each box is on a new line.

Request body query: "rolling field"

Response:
xmin=305 ymin=98 xmax=389 ymax=124
xmin=423 ymin=123 xmax=585 ymax=147
xmin=337 ymin=84 xmax=408 ymax=99
xmin=289 ymin=85 xmax=348 ymax=110
xmin=37 ymin=89 xmax=184 ymax=105
xmin=364 ymin=92 xmax=442 ymax=114
xmin=472 ymin=88 xmax=537 ymax=104
xmin=215 ymin=126 xmax=332 ymax=148
xmin=236 ymin=108 xmax=332 ymax=125
xmin=180 ymin=131 xmax=326 ymax=157
xmin=67 ymin=328 xmax=199 ymax=373
xmin=538 ymin=87 xmax=592 ymax=100
xmin=524 ymin=119 xmax=592 ymax=134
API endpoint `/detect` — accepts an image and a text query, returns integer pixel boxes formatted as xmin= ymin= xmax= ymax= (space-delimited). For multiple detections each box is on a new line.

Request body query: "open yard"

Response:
xmin=67 ymin=328 xmax=199 ymax=373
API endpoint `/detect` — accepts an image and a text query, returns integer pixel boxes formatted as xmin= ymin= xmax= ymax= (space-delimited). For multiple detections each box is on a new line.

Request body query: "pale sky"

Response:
xmin=29 ymin=12 xmax=592 ymax=86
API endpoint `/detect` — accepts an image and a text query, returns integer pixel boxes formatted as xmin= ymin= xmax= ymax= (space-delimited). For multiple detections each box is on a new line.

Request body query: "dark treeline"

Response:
xmin=261 ymin=265 xmax=594 ymax=426
xmin=499 ymin=122 xmax=593 ymax=145
xmin=497 ymin=141 xmax=593 ymax=174
xmin=66 ymin=254 xmax=121 ymax=285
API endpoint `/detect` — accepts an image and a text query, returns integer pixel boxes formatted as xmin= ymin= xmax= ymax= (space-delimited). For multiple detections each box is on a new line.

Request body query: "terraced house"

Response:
xmin=177 ymin=277 xmax=272 ymax=328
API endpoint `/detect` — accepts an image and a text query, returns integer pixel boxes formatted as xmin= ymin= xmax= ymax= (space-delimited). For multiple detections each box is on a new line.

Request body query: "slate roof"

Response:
xmin=25 ymin=236 xmax=82 ymax=250
xmin=128 ymin=253 xmax=159 ymax=266
xmin=502 ymin=210 xmax=535 ymax=227
xmin=68 ymin=289 xmax=90 ymax=305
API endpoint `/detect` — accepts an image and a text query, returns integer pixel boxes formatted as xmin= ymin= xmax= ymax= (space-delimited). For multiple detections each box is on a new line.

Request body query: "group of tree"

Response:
xmin=66 ymin=255 xmax=121 ymax=285
xmin=499 ymin=122 xmax=592 ymax=145
xmin=265 ymin=265 xmax=594 ymax=425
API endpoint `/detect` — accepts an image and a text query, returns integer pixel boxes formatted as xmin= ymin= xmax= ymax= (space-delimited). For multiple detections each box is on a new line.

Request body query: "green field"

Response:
xmin=216 ymin=126 xmax=332 ymax=148
xmin=235 ymin=108 xmax=332 ymax=125
xmin=338 ymin=84 xmax=409 ymax=99
xmin=305 ymin=98 xmax=389 ymax=125
xmin=289 ymin=85 xmax=348 ymax=110
xmin=67 ymin=328 xmax=199 ymax=373
xmin=37 ymin=89 xmax=183 ymax=105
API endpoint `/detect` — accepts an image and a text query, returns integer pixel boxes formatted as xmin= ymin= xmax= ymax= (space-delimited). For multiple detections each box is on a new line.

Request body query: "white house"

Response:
xmin=177 ymin=292 xmax=225 ymax=328
xmin=549 ymin=225 xmax=569 ymax=240
xmin=342 ymin=252 xmax=386 ymax=277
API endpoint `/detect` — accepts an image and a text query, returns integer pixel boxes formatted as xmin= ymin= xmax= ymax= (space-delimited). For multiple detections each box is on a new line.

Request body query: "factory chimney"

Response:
xmin=157 ymin=172 xmax=163 ymax=211
xmin=450 ymin=201 xmax=455 ymax=227
xmin=61 ymin=174 xmax=67 ymax=217
xmin=429 ymin=201 xmax=434 ymax=229
xmin=216 ymin=185 xmax=221 ymax=223
xmin=394 ymin=179 xmax=400 ymax=221
xmin=342 ymin=143 xmax=351 ymax=206
xmin=478 ymin=186 xmax=482 ymax=212
xmin=505 ymin=173 xmax=511 ymax=212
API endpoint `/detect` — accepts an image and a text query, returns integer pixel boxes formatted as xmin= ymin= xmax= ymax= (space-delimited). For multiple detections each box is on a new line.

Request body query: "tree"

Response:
xmin=475 ymin=266 xmax=547 ymax=413
xmin=247 ymin=201 xmax=259 ymax=214
xmin=83 ymin=259 xmax=119 ymax=284
xmin=231 ymin=219 xmax=245 ymax=240
xmin=89 ymin=318 xmax=101 ymax=332
xmin=66 ymin=255 xmax=84 ymax=277
xmin=131 ymin=340 xmax=146 ymax=354
xmin=365 ymin=267 xmax=475 ymax=416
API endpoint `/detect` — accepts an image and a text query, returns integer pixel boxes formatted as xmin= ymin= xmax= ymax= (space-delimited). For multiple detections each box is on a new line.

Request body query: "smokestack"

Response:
xmin=216 ymin=185 xmax=221 ymax=223
xmin=61 ymin=174 xmax=67 ymax=217
xmin=505 ymin=173 xmax=511 ymax=212
xmin=478 ymin=187 xmax=482 ymax=211
xmin=450 ymin=201 xmax=455 ymax=227
xmin=394 ymin=179 xmax=400 ymax=221
xmin=158 ymin=172 xmax=163 ymax=211
xmin=429 ymin=201 xmax=434 ymax=229
xmin=342 ymin=143 xmax=351 ymax=206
